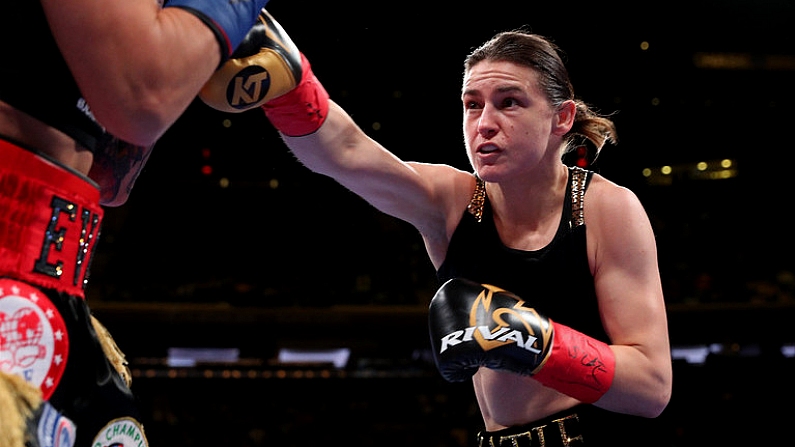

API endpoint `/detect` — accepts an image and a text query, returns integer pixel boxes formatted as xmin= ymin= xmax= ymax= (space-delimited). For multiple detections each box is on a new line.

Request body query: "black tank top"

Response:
xmin=439 ymin=167 xmax=674 ymax=445
xmin=437 ymin=166 xmax=608 ymax=343
xmin=0 ymin=1 xmax=107 ymax=152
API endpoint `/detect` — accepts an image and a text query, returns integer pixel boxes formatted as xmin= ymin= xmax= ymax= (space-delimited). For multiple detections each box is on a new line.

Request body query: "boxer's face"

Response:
xmin=461 ymin=60 xmax=562 ymax=182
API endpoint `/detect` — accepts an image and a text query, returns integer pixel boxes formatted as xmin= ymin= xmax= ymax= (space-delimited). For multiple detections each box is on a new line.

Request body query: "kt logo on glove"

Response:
xmin=199 ymin=9 xmax=302 ymax=113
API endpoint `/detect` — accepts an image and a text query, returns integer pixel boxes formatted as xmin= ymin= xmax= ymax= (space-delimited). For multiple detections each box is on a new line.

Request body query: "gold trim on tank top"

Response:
xmin=467 ymin=176 xmax=486 ymax=223
xmin=467 ymin=168 xmax=587 ymax=226
xmin=569 ymin=166 xmax=587 ymax=228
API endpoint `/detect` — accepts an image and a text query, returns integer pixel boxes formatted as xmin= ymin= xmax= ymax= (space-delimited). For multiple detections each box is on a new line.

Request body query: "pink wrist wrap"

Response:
xmin=532 ymin=321 xmax=616 ymax=403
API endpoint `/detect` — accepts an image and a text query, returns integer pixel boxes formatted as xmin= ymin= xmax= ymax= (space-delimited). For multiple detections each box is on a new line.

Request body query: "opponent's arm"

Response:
xmin=41 ymin=0 xmax=269 ymax=147
xmin=428 ymin=278 xmax=617 ymax=404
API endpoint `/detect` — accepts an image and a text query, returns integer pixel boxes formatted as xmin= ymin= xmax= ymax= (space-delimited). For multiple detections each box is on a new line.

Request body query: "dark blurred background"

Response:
xmin=88 ymin=1 xmax=794 ymax=446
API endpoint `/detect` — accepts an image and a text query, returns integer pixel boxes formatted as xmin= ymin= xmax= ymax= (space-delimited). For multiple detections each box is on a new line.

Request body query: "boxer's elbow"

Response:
xmin=642 ymin=370 xmax=673 ymax=418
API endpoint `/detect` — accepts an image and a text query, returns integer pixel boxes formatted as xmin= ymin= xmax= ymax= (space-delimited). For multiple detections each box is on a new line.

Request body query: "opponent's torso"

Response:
xmin=0 ymin=1 xmax=107 ymax=152
xmin=437 ymin=166 xmax=607 ymax=343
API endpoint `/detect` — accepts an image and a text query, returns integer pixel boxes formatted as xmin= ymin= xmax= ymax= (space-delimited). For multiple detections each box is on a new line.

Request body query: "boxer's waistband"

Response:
xmin=478 ymin=412 xmax=584 ymax=447
xmin=0 ymin=138 xmax=103 ymax=298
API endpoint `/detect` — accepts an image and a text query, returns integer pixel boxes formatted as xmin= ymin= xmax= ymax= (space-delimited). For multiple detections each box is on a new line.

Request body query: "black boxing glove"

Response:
xmin=200 ymin=9 xmax=329 ymax=136
xmin=428 ymin=278 xmax=616 ymax=403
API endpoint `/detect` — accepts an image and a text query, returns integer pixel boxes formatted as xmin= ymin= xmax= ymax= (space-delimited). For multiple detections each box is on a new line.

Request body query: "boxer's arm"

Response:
xmin=585 ymin=180 xmax=673 ymax=417
xmin=41 ymin=0 xmax=266 ymax=147
xmin=201 ymin=10 xmax=467 ymax=243
xmin=282 ymin=102 xmax=471 ymax=248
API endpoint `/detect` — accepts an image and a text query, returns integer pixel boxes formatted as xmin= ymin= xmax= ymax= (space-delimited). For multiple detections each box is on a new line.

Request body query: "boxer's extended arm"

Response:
xmin=200 ymin=10 xmax=459 ymax=239
xmin=428 ymin=278 xmax=616 ymax=404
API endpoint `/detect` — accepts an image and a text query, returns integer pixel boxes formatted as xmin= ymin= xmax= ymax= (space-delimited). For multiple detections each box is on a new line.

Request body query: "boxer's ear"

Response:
xmin=552 ymin=99 xmax=576 ymax=136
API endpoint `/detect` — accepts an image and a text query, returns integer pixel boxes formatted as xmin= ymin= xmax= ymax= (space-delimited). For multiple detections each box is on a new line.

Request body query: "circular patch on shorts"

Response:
xmin=0 ymin=278 xmax=69 ymax=400
xmin=92 ymin=417 xmax=149 ymax=447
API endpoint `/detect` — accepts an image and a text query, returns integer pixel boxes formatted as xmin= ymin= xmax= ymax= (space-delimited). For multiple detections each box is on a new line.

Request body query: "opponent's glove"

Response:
xmin=428 ymin=278 xmax=616 ymax=404
xmin=0 ymin=371 xmax=76 ymax=447
xmin=199 ymin=9 xmax=329 ymax=136
xmin=164 ymin=0 xmax=270 ymax=63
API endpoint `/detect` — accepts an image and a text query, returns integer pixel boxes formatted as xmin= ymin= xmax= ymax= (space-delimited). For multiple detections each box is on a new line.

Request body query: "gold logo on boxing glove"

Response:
xmin=437 ymin=283 xmax=553 ymax=362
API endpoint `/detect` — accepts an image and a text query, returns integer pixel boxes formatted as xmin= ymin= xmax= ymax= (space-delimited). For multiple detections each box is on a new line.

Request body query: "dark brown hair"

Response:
xmin=465 ymin=30 xmax=617 ymax=155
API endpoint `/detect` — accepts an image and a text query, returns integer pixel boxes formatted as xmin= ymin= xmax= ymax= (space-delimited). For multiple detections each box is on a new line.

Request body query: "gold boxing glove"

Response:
xmin=199 ymin=9 xmax=302 ymax=113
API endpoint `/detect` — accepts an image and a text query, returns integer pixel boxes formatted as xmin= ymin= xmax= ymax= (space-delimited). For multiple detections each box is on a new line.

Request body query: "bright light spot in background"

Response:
xmin=167 ymin=347 xmax=240 ymax=367
xmin=278 ymin=348 xmax=351 ymax=368
xmin=671 ymin=346 xmax=709 ymax=364
xmin=672 ymin=343 xmax=795 ymax=364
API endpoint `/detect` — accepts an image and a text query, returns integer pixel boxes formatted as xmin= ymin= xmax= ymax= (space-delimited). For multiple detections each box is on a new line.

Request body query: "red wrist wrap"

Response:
xmin=262 ymin=53 xmax=329 ymax=137
xmin=532 ymin=321 xmax=616 ymax=403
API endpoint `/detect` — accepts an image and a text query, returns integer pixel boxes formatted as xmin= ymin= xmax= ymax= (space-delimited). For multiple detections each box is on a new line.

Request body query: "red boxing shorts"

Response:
xmin=0 ymin=138 xmax=103 ymax=299
xmin=1 ymin=138 xmax=149 ymax=447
